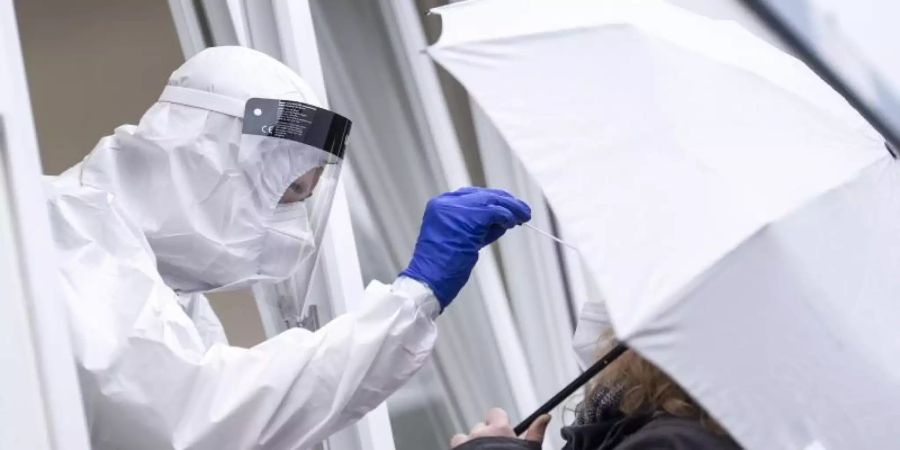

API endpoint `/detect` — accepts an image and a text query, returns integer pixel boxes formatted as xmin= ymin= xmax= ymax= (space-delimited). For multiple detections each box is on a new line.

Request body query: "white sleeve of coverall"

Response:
xmin=99 ymin=278 xmax=439 ymax=450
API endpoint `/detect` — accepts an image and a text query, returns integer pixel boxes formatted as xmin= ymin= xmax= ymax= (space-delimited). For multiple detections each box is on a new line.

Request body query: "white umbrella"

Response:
xmin=428 ymin=1 xmax=900 ymax=449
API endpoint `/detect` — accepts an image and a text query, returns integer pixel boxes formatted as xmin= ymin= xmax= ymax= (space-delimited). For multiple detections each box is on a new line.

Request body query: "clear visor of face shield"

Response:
xmin=241 ymin=97 xmax=351 ymax=251
xmin=241 ymin=98 xmax=352 ymax=330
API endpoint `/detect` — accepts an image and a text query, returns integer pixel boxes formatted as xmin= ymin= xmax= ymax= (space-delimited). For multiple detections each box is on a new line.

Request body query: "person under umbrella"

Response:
xmin=450 ymin=301 xmax=740 ymax=450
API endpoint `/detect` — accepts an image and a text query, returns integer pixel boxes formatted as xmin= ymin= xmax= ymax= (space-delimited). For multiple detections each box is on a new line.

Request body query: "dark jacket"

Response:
xmin=453 ymin=412 xmax=741 ymax=450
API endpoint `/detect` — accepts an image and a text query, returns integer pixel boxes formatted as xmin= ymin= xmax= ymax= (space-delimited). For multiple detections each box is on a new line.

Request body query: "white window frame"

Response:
xmin=0 ymin=1 xmax=90 ymax=448
xmin=373 ymin=0 xmax=540 ymax=418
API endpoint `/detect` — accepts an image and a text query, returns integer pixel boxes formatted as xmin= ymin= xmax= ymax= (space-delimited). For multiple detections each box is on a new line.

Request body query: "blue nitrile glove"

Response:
xmin=401 ymin=187 xmax=531 ymax=309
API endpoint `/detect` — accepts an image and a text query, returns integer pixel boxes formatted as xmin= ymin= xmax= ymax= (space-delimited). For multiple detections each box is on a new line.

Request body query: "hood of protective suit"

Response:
xmin=77 ymin=46 xmax=325 ymax=293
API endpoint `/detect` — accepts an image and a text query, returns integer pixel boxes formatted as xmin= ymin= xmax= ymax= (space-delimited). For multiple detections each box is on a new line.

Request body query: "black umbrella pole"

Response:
xmin=513 ymin=343 xmax=629 ymax=436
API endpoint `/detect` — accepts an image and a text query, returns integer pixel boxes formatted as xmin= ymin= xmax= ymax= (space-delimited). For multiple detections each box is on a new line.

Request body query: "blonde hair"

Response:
xmin=589 ymin=332 xmax=726 ymax=435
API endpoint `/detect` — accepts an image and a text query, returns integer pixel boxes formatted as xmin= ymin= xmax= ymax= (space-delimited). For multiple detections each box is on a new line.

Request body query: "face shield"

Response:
xmin=241 ymin=96 xmax=351 ymax=250
xmin=241 ymin=98 xmax=352 ymax=326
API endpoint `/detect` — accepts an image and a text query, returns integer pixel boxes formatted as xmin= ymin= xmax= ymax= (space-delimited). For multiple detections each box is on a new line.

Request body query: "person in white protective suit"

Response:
xmin=45 ymin=46 xmax=531 ymax=449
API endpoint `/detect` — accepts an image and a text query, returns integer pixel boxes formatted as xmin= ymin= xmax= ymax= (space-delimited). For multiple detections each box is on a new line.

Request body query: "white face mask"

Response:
xmin=259 ymin=202 xmax=316 ymax=279
xmin=571 ymin=301 xmax=614 ymax=370
xmin=208 ymin=201 xmax=316 ymax=294
xmin=515 ymin=226 xmax=615 ymax=370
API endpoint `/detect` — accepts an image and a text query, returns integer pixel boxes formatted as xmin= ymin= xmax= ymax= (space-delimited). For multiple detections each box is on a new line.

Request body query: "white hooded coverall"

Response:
xmin=44 ymin=46 xmax=440 ymax=449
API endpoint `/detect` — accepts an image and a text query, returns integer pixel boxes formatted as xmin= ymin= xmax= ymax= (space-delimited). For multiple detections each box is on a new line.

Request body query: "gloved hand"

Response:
xmin=401 ymin=187 xmax=531 ymax=309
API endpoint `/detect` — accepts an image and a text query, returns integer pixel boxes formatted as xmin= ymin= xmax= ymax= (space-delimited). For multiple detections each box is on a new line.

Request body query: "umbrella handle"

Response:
xmin=513 ymin=343 xmax=629 ymax=436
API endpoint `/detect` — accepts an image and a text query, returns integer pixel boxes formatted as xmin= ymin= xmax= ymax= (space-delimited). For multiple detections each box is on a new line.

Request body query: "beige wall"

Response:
xmin=16 ymin=0 xmax=265 ymax=347
xmin=16 ymin=0 xmax=183 ymax=175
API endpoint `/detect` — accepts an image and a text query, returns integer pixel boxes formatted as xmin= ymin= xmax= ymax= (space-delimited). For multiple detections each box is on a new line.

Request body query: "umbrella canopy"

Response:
xmin=428 ymin=1 xmax=900 ymax=449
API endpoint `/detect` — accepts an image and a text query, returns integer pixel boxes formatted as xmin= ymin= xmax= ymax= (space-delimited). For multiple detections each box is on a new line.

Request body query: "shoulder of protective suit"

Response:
xmin=44 ymin=170 xmax=103 ymax=207
xmin=44 ymin=173 xmax=153 ymax=259
xmin=167 ymin=46 xmax=320 ymax=105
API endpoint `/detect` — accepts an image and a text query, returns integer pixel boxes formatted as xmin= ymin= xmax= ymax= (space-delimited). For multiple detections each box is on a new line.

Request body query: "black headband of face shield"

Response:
xmin=242 ymin=98 xmax=352 ymax=159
